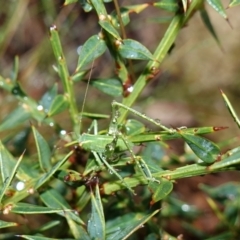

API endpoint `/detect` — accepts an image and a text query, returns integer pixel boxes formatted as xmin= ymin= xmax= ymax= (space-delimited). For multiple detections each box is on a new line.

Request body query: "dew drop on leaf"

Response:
xmin=154 ymin=119 xmax=161 ymax=123
xmin=49 ymin=122 xmax=54 ymax=127
xmin=16 ymin=181 xmax=25 ymax=191
xmin=181 ymin=204 xmax=190 ymax=212
xmin=37 ymin=105 xmax=44 ymax=111
xmin=127 ymin=86 xmax=134 ymax=93
xmin=60 ymin=130 xmax=67 ymax=136
xmin=74 ymin=210 xmax=79 ymax=215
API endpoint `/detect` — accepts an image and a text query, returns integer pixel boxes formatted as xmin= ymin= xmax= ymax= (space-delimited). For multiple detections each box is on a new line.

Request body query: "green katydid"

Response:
xmin=66 ymin=101 xmax=175 ymax=194
xmin=65 ymin=98 xmax=222 ymax=194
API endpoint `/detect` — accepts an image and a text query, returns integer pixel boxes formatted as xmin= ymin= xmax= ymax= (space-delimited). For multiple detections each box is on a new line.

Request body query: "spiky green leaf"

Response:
xmin=88 ymin=184 xmax=105 ymax=239
xmin=207 ymin=0 xmax=227 ymax=19
xmin=32 ymin=126 xmax=52 ymax=172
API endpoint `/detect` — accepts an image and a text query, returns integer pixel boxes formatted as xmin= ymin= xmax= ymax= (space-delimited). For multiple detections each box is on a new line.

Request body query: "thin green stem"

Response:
xmin=113 ymin=0 xmax=126 ymax=39
xmin=67 ymin=78 xmax=79 ymax=135
xmin=221 ymin=90 xmax=240 ymax=128
xmin=50 ymin=26 xmax=79 ymax=135
xmin=103 ymin=151 xmax=240 ymax=194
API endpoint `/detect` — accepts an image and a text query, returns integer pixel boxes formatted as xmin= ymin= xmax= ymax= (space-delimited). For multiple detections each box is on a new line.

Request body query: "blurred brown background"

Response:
xmin=1 ymin=1 xmax=240 ymax=139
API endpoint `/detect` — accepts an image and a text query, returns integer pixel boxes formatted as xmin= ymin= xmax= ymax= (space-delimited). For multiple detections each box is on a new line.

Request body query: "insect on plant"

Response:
xmin=49 ymin=24 xmax=222 ymax=197
xmin=60 ymin=45 xmax=173 ymax=193
xmin=66 ymin=98 xmax=177 ymax=194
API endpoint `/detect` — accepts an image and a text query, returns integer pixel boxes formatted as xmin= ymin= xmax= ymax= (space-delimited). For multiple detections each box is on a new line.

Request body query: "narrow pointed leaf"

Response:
xmin=124 ymin=4 xmax=149 ymax=13
xmin=154 ymin=0 xmax=179 ymax=12
xmin=90 ymin=0 xmax=108 ymax=15
xmin=91 ymin=0 xmax=120 ymax=39
xmin=106 ymin=210 xmax=160 ymax=240
xmin=4 ymin=127 xmax=30 ymax=155
xmin=76 ymin=35 xmax=107 ymax=72
xmin=39 ymin=84 xmax=58 ymax=113
xmin=88 ymin=184 xmax=105 ymax=239
xmin=90 ymin=78 xmax=122 ymax=96
xmin=66 ymin=217 xmax=91 ymax=240
xmin=0 ymin=141 xmax=19 ymax=183
xmin=0 ymin=220 xmax=18 ymax=229
xmin=228 ymin=0 xmax=240 ymax=7
xmin=111 ymin=3 xmax=149 ymax=28
xmin=50 ymin=25 xmax=70 ymax=91
xmin=40 ymin=189 xmax=89 ymax=239
xmin=207 ymin=0 xmax=227 ymax=19
xmin=200 ymin=8 xmax=221 ymax=46
xmin=118 ymin=39 xmax=154 ymax=60
xmin=181 ymin=133 xmax=220 ymax=164
xmin=99 ymin=19 xmax=121 ymax=40
xmin=11 ymin=202 xmax=66 ymax=214
xmin=40 ymin=188 xmax=84 ymax=225
xmin=0 ymin=106 xmax=31 ymax=131
xmin=38 ymin=220 xmax=61 ymax=232
xmin=11 ymin=55 xmax=19 ymax=82
xmin=18 ymin=236 xmax=57 ymax=240
xmin=148 ymin=179 xmax=173 ymax=205
xmin=47 ymin=94 xmax=69 ymax=117
xmin=91 ymin=0 xmax=121 ymax=39
xmin=221 ymin=90 xmax=240 ymax=128
xmin=32 ymin=126 xmax=52 ymax=172
xmin=0 ymin=143 xmax=24 ymax=203
xmin=34 ymin=150 xmax=73 ymax=189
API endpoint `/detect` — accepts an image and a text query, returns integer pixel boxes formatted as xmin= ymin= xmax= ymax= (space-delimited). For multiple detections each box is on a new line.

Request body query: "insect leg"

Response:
xmin=92 ymin=151 xmax=135 ymax=194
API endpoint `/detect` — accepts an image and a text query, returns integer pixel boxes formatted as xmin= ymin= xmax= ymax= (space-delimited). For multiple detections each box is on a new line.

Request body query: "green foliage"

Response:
xmin=0 ymin=0 xmax=240 ymax=239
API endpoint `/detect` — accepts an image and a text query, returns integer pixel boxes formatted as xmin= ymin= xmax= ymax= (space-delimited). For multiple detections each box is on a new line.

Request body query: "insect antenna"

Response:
xmin=79 ymin=61 xmax=95 ymax=134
